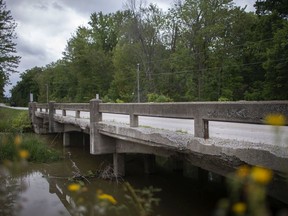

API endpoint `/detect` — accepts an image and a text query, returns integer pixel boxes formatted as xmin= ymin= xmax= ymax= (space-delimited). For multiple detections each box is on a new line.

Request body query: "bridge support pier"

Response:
xmin=144 ymin=154 xmax=156 ymax=174
xmin=63 ymin=132 xmax=70 ymax=147
xmin=183 ymin=162 xmax=209 ymax=182
xmin=113 ymin=153 xmax=125 ymax=177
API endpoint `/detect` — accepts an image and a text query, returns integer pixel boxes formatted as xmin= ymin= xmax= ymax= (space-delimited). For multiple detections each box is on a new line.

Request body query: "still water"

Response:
xmin=0 ymin=137 xmax=228 ymax=216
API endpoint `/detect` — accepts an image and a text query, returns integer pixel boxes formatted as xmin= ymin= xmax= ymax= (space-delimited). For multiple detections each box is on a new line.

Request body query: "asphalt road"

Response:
xmin=58 ymin=110 xmax=288 ymax=146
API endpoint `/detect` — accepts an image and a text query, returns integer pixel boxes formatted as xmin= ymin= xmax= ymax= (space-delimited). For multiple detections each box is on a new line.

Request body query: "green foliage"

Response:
xmin=10 ymin=0 xmax=288 ymax=103
xmin=147 ymin=93 xmax=173 ymax=103
xmin=0 ymin=107 xmax=29 ymax=132
xmin=0 ymin=0 xmax=20 ymax=100
xmin=10 ymin=67 xmax=41 ymax=106
xmin=21 ymin=134 xmax=61 ymax=163
xmin=11 ymin=111 xmax=31 ymax=132
xmin=0 ymin=134 xmax=61 ymax=163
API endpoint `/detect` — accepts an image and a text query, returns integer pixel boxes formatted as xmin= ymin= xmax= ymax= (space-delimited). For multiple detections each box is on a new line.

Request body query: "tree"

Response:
xmin=255 ymin=0 xmax=288 ymax=18
xmin=10 ymin=67 xmax=41 ymax=106
xmin=0 ymin=0 xmax=20 ymax=99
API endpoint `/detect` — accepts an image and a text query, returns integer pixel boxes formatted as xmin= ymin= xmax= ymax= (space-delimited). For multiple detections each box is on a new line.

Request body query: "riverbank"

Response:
xmin=0 ymin=106 xmax=60 ymax=163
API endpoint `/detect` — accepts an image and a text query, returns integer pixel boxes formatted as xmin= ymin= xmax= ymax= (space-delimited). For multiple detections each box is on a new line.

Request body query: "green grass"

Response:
xmin=0 ymin=133 xmax=61 ymax=163
xmin=0 ymin=107 xmax=31 ymax=132
xmin=0 ymin=107 xmax=60 ymax=163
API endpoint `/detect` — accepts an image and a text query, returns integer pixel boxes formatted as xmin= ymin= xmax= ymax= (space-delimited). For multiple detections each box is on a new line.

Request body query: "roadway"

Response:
xmin=1 ymin=104 xmax=286 ymax=147
xmin=58 ymin=110 xmax=288 ymax=147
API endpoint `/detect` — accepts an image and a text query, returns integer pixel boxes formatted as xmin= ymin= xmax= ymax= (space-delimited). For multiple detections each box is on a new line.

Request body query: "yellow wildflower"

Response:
xmin=232 ymin=202 xmax=247 ymax=214
xmin=250 ymin=166 xmax=273 ymax=185
xmin=236 ymin=165 xmax=250 ymax=179
xmin=264 ymin=114 xmax=286 ymax=126
xmin=19 ymin=150 xmax=30 ymax=159
xmin=68 ymin=183 xmax=81 ymax=192
xmin=14 ymin=135 xmax=22 ymax=145
xmin=98 ymin=193 xmax=117 ymax=205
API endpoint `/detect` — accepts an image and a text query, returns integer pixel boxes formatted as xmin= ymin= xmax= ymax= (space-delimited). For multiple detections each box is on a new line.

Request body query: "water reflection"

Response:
xmin=16 ymin=172 xmax=71 ymax=216
xmin=0 ymin=144 xmax=228 ymax=216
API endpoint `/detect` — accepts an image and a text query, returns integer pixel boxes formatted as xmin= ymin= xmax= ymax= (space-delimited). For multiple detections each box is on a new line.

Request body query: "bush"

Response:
xmin=0 ymin=108 xmax=31 ymax=132
xmin=147 ymin=93 xmax=173 ymax=103
xmin=12 ymin=111 xmax=32 ymax=132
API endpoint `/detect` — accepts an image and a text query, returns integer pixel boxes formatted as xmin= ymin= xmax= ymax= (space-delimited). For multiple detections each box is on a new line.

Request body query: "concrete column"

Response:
xmin=144 ymin=154 xmax=156 ymax=174
xmin=183 ymin=162 xmax=200 ymax=180
xmin=194 ymin=117 xmax=209 ymax=139
xmin=90 ymin=99 xmax=115 ymax=154
xmin=199 ymin=168 xmax=209 ymax=183
xmin=49 ymin=101 xmax=55 ymax=133
xmin=82 ymin=134 xmax=86 ymax=147
xmin=76 ymin=110 xmax=80 ymax=118
xmin=28 ymin=102 xmax=36 ymax=122
xmin=130 ymin=114 xmax=139 ymax=127
xmin=63 ymin=132 xmax=70 ymax=147
xmin=129 ymin=106 xmax=138 ymax=127
xmin=173 ymin=159 xmax=183 ymax=173
xmin=113 ymin=153 xmax=125 ymax=177
xmin=62 ymin=109 xmax=66 ymax=116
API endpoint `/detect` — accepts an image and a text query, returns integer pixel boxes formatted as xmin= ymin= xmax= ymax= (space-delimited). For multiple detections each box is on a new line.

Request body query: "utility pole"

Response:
xmin=137 ymin=63 xmax=140 ymax=103
xmin=45 ymin=84 xmax=49 ymax=103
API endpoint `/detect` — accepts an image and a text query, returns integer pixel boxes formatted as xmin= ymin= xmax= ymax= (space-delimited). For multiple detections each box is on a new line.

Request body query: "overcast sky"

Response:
xmin=4 ymin=0 xmax=255 ymax=96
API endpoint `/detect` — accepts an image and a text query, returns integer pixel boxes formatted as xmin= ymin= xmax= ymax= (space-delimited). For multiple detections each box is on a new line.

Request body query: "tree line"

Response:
xmin=9 ymin=0 xmax=288 ymax=106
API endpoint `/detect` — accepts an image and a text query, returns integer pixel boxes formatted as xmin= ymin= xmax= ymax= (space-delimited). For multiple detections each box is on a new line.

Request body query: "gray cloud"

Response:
xmin=16 ymin=37 xmax=47 ymax=59
xmin=52 ymin=2 xmax=64 ymax=11
xmin=59 ymin=0 xmax=124 ymax=14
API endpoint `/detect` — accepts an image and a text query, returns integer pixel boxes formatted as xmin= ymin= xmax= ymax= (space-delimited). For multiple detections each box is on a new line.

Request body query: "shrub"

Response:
xmin=147 ymin=93 xmax=173 ymax=103
xmin=12 ymin=111 xmax=32 ymax=132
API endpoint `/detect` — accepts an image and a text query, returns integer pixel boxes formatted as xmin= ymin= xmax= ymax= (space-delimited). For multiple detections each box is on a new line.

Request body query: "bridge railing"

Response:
xmin=95 ymin=100 xmax=288 ymax=139
xmin=34 ymin=102 xmax=90 ymax=118
xmin=31 ymin=100 xmax=288 ymax=139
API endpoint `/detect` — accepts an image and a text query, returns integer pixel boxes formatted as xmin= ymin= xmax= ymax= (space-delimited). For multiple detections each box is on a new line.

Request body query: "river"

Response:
xmin=2 ymin=134 xmax=288 ymax=216
xmin=0 ymin=134 xmax=231 ymax=216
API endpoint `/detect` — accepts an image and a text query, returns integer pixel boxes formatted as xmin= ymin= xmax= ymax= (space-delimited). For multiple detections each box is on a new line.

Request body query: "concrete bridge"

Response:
xmin=29 ymin=99 xmax=288 ymax=177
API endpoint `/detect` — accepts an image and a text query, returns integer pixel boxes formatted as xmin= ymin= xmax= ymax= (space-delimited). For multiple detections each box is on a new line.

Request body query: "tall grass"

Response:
xmin=0 ymin=107 xmax=61 ymax=163
xmin=0 ymin=107 xmax=31 ymax=132
xmin=0 ymin=133 xmax=61 ymax=163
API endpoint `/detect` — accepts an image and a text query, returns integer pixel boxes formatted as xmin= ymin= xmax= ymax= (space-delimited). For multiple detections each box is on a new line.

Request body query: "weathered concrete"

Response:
xmin=90 ymin=99 xmax=115 ymax=154
xmin=29 ymin=101 xmax=288 ymax=182
xmin=113 ymin=153 xmax=125 ymax=177
xmin=63 ymin=132 xmax=70 ymax=147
